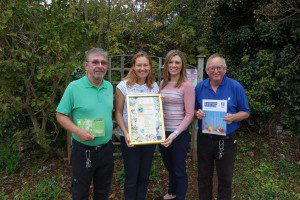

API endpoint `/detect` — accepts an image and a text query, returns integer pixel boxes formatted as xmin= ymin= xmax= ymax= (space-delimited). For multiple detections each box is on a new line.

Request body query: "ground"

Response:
xmin=1 ymin=132 xmax=299 ymax=200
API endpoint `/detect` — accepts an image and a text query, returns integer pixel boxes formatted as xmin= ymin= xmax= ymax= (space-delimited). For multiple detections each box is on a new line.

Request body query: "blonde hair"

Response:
xmin=124 ymin=51 xmax=155 ymax=89
xmin=161 ymin=50 xmax=187 ymax=89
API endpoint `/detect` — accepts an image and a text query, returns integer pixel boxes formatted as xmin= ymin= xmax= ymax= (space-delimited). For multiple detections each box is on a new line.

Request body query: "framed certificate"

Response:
xmin=126 ymin=94 xmax=165 ymax=145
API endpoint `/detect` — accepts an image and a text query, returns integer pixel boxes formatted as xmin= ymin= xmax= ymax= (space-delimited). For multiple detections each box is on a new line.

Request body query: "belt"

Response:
xmin=73 ymin=139 xmax=111 ymax=151
xmin=202 ymin=132 xmax=237 ymax=141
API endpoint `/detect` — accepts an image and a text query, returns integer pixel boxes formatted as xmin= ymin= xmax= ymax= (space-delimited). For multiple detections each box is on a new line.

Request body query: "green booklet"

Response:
xmin=77 ymin=118 xmax=105 ymax=137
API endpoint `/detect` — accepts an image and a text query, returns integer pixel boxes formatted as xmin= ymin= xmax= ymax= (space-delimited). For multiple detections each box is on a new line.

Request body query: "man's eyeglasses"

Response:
xmin=87 ymin=60 xmax=108 ymax=66
xmin=207 ymin=66 xmax=226 ymax=72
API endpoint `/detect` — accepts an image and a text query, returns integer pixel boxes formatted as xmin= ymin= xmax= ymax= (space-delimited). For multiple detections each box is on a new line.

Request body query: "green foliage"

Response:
xmin=116 ymin=167 xmax=125 ymax=189
xmin=236 ymin=46 xmax=299 ymax=133
xmin=0 ymin=143 xmax=20 ymax=174
xmin=197 ymin=0 xmax=299 ymax=135
xmin=149 ymin=157 xmax=163 ymax=181
xmin=0 ymin=189 xmax=7 ymax=200
xmin=234 ymin=134 xmax=300 ymax=199
xmin=234 ymin=158 xmax=300 ymax=199
xmin=0 ymin=0 xmax=93 ymax=150
xmin=0 ymin=0 xmax=299 ymax=154
xmin=13 ymin=178 xmax=65 ymax=200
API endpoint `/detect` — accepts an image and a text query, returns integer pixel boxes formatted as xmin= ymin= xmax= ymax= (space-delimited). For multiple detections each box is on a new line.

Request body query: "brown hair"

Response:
xmin=124 ymin=51 xmax=155 ymax=89
xmin=161 ymin=50 xmax=187 ymax=89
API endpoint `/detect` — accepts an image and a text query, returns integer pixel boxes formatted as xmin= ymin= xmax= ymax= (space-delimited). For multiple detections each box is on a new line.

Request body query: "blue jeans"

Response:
xmin=71 ymin=140 xmax=114 ymax=200
xmin=159 ymin=130 xmax=191 ymax=200
xmin=120 ymin=136 xmax=156 ymax=200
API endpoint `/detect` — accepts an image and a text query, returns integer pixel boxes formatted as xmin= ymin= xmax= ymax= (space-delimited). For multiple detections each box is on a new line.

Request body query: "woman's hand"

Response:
xmin=195 ymin=109 xmax=205 ymax=119
xmin=161 ymin=131 xmax=179 ymax=147
xmin=124 ymin=133 xmax=134 ymax=147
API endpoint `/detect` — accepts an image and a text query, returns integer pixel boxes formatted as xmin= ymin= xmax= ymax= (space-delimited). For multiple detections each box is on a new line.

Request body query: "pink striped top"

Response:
xmin=160 ymin=81 xmax=195 ymax=133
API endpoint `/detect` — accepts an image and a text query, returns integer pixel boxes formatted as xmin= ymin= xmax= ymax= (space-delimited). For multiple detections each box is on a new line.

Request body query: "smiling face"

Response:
xmin=85 ymin=53 xmax=108 ymax=83
xmin=205 ymin=56 xmax=227 ymax=84
xmin=167 ymin=55 xmax=182 ymax=78
xmin=133 ymin=56 xmax=151 ymax=81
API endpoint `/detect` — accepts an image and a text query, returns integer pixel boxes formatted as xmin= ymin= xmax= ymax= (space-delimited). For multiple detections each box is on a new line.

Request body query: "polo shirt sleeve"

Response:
xmin=237 ymin=84 xmax=250 ymax=114
xmin=56 ymin=83 xmax=74 ymax=115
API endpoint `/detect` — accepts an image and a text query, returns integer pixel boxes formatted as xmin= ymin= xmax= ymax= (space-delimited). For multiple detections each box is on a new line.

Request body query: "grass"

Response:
xmin=233 ymin=133 xmax=300 ymax=200
xmin=0 ymin=144 xmax=20 ymax=174
xmin=0 ymin=177 xmax=66 ymax=200
xmin=0 ymin=132 xmax=299 ymax=199
xmin=13 ymin=178 xmax=65 ymax=200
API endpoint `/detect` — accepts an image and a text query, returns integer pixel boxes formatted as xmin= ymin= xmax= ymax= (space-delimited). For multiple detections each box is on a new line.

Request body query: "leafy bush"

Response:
xmin=235 ymin=46 xmax=299 ymax=135
xmin=0 ymin=1 xmax=91 ymax=150
xmin=199 ymin=0 xmax=299 ymax=135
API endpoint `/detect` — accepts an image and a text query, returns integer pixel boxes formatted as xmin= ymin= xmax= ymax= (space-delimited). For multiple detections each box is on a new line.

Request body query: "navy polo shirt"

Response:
xmin=195 ymin=75 xmax=250 ymax=134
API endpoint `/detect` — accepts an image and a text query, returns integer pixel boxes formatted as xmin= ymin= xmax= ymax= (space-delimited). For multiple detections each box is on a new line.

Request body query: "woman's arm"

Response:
xmin=176 ymin=83 xmax=195 ymax=133
xmin=161 ymin=82 xmax=195 ymax=147
xmin=114 ymin=88 xmax=133 ymax=147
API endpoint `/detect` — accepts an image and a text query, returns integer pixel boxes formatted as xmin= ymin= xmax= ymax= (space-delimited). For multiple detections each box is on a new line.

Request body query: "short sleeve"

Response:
xmin=152 ymin=82 xmax=159 ymax=93
xmin=116 ymin=80 xmax=127 ymax=96
xmin=195 ymin=84 xmax=201 ymax=111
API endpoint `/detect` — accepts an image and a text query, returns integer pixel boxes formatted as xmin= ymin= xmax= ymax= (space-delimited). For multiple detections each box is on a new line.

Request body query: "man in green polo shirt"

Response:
xmin=56 ymin=48 xmax=114 ymax=200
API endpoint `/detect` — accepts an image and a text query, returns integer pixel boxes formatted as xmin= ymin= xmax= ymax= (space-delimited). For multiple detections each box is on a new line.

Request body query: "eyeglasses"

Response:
xmin=207 ymin=65 xmax=226 ymax=72
xmin=87 ymin=60 xmax=108 ymax=66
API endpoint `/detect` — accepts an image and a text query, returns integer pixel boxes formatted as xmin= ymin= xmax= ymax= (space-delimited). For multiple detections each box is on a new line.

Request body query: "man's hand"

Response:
xmin=195 ymin=109 xmax=205 ymax=119
xmin=223 ymin=113 xmax=235 ymax=124
xmin=75 ymin=129 xmax=95 ymax=141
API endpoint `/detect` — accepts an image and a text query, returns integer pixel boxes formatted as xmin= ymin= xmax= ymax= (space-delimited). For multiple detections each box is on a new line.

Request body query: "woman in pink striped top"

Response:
xmin=157 ymin=50 xmax=195 ymax=200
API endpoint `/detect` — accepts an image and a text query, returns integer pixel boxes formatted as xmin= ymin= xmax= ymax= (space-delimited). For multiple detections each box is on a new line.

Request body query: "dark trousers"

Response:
xmin=120 ymin=136 xmax=156 ymax=200
xmin=159 ymin=130 xmax=191 ymax=200
xmin=71 ymin=140 xmax=114 ymax=200
xmin=197 ymin=132 xmax=237 ymax=200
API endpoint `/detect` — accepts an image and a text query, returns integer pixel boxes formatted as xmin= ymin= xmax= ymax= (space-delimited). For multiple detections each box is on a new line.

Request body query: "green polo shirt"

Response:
xmin=56 ymin=75 xmax=113 ymax=146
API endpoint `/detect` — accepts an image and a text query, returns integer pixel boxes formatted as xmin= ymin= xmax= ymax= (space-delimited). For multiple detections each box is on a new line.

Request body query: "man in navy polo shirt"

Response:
xmin=56 ymin=48 xmax=114 ymax=200
xmin=195 ymin=53 xmax=250 ymax=200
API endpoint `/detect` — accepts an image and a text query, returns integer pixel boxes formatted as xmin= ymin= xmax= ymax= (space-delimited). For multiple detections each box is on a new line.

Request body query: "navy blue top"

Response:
xmin=195 ymin=75 xmax=250 ymax=134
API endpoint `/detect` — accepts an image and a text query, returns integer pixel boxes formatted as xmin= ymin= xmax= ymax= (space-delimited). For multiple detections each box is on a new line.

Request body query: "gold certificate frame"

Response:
xmin=126 ymin=94 xmax=165 ymax=145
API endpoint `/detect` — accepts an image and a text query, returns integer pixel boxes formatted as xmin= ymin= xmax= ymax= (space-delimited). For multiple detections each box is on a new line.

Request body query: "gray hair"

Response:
xmin=85 ymin=48 xmax=108 ymax=61
xmin=206 ymin=53 xmax=227 ymax=68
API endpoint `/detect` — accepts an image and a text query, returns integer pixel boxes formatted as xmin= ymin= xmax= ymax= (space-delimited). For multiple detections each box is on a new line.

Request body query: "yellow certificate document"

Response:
xmin=127 ymin=94 xmax=165 ymax=145
xmin=77 ymin=118 xmax=105 ymax=137
xmin=136 ymin=103 xmax=157 ymax=137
